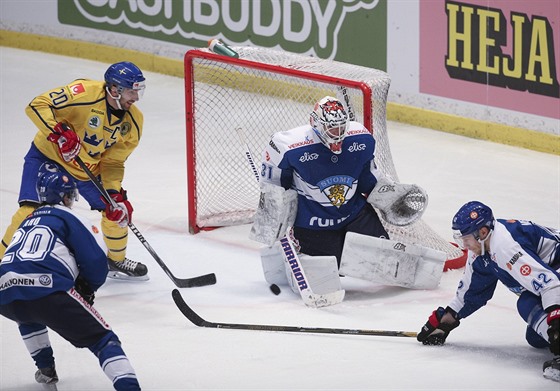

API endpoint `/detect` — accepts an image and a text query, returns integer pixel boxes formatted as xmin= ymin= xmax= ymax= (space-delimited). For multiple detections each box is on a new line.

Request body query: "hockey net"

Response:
xmin=185 ymin=47 xmax=466 ymax=268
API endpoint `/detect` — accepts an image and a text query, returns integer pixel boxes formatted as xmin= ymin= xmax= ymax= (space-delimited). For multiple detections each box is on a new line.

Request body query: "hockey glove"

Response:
xmin=547 ymin=307 xmax=560 ymax=355
xmin=47 ymin=122 xmax=81 ymax=162
xmin=417 ymin=306 xmax=460 ymax=345
xmin=74 ymin=275 xmax=95 ymax=305
xmin=103 ymin=188 xmax=133 ymax=228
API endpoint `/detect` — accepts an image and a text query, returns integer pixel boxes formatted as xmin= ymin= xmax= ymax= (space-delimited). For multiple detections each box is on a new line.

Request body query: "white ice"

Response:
xmin=1 ymin=47 xmax=559 ymax=391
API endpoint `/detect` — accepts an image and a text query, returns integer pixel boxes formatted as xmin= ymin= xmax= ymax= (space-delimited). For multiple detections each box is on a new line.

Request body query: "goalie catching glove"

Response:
xmin=102 ymin=188 xmax=133 ymax=228
xmin=47 ymin=122 xmax=82 ymax=162
xmin=367 ymin=176 xmax=428 ymax=226
xmin=417 ymin=306 xmax=460 ymax=345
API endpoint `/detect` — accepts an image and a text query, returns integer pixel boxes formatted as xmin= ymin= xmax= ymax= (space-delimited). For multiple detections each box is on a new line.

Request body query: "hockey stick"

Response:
xmin=73 ymin=156 xmax=216 ymax=288
xmin=235 ymin=128 xmax=344 ymax=308
xmin=336 ymin=86 xmax=355 ymax=121
xmin=172 ymin=289 xmax=417 ymax=337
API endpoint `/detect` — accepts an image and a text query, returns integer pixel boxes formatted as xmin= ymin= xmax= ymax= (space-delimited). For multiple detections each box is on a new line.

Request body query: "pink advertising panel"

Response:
xmin=420 ymin=0 xmax=559 ymax=119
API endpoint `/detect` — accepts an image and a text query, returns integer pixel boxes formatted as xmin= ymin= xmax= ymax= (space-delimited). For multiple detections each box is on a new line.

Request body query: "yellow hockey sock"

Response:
xmin=1 ymin=205 xmax=37 ymax=257
xmin=101 ymin=213 xmax=128 ymax=262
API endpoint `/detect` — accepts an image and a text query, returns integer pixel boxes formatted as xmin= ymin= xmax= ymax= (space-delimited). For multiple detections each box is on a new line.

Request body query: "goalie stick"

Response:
xmin=172 ymin=289 xmax=417 ymax=338
xmin=73 ymin=155 xmax=217 ymax=288
xmin=236 ymin=127 xmax=344 ymax=308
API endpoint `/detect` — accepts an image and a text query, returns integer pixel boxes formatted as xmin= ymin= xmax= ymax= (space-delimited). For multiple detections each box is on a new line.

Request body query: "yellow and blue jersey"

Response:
xmin=26 ymin=79 xmax=143 ymax=191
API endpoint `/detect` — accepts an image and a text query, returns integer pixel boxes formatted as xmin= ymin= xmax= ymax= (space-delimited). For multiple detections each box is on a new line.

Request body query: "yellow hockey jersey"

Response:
xmin=27 ymin=79 xmax=143 ymax=191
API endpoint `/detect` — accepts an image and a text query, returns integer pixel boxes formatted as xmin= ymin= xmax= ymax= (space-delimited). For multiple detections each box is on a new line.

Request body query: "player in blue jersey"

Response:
xmin=250 ymin=96 xmax=433 ymax=303
xmin=0 ymin=171 xmax=141 ymax=390
xmin=417 ymin=201 xmax=560 ymax=382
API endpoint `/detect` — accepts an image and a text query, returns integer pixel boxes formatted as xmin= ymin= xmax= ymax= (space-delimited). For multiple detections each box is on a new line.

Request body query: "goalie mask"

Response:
xmin=451 ymin=201 xmax=495 ymax=251
xmin=310 ymin=96 xmax=349 ymax=154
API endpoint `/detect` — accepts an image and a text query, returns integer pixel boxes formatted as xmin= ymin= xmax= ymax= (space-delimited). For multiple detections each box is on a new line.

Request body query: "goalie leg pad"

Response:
xmin=260 ymin=242 xmax=290 ymax=286
xmin=340 ymin=232 xmax=446 ymax=289
xmin=249 ymin=182 xmax=297 ymax=246
xmin=285 ymin=254 xmax=342 ymax=296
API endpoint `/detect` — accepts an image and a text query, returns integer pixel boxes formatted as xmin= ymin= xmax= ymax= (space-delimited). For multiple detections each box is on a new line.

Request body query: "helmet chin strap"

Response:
xmin=106 ymin=87 xmax=123 ymax=110
xmin=477 ymin=229 xmax=492 ymax=256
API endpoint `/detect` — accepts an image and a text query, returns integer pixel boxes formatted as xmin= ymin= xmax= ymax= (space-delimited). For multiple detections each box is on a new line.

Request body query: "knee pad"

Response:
xmin=525 ymin=326 xmax=549 ymax=349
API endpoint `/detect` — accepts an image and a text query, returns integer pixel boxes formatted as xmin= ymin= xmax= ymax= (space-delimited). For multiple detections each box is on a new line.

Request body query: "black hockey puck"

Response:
xmin=269 ymin=284 xmax=281 ymax=295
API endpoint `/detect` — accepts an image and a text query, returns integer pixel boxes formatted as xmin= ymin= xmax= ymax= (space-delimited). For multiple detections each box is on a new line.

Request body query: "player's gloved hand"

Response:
xmin=417 ymin=306 xmax=460 ymax=345
xmin=547 ymin=307 xmax=560 ymax=355
xmin=74 ymin=275 xmax=95 ymax=305
xmin=47 ymin=122 xmax=81 ymax=162
xmin=103 ymin=188 xmax=133 ymax=228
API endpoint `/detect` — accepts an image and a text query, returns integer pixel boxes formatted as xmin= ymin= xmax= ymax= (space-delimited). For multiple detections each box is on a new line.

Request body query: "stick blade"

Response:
xmin=171 ymin=289 xmax=213 ymax=327
xmin=174 ymin=273 xmax=217 ymax=288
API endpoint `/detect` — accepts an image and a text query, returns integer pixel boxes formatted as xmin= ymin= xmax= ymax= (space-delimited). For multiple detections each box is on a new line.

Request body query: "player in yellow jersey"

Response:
xmin=1 ymin=61 xmax=149 ymax=280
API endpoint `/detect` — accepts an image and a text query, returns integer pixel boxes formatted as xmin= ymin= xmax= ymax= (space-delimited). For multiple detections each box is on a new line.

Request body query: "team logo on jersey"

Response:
xmin=269 ymin=140 xmax=280 ymax=154
xmin=39 ymin=275 xmax=52 ymax=286
xmin=347 ymin=128 xmax=370 ymax=136
xmin=88 ymin=116 xmax=100 ymax=129
xmin=92 ymin=225 xmax=99 ymax=234
xmin=318 ymin=175 xmax=354 ymax=207
xmin=288 ymin=136 xmax=314 ymax=149
xmin=506 ymin=251 xmax=523 ymax=270
xmin=348 ymin=142 xmax=366 ymax=152
xmin=519 ymin=264 xmax=532 ymax=276
xmin=299 ymin=152 xmax=319 ymax=163
xmin=120 ymin=122 xmax=131 ymax=136
xmin=83 ymin=132 xmax=103 ymax=147
xmin=69 ymin=83 xmax=85 ymax=95
xmin=393 ymin=242 xmax=406 ymax=251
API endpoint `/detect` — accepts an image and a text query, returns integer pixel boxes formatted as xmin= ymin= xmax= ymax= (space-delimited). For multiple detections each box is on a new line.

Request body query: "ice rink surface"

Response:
xmin=1 ymin=47 xmax=559 ymax=390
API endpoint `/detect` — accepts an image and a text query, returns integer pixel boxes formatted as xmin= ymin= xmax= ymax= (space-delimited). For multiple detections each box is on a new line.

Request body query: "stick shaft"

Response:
xmin=172 ymin=289 xmax=416 ymax=338
xmin=73 ymin=156 xmax=216 ymax=288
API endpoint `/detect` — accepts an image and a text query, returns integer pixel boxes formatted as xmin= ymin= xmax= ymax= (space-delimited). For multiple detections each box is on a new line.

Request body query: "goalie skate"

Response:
xmin=543 ymin=356 xmax=560 ymax=382
xmin=108 ymin=258 xmax=149 ymax=281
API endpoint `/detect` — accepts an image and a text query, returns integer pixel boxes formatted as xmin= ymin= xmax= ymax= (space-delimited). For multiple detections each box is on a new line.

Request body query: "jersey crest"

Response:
xmin=318 ymin=175 xmax=354 ymax=208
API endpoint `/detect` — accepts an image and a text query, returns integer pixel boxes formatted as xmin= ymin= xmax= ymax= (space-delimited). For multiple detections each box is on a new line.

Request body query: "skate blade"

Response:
xmin=40 ymin=383 xmax=58 ymax=391
xmin=543 ymin=367 xmax=560 ymax=382
xmin=107 ymin=270 xmax=150 ymax=282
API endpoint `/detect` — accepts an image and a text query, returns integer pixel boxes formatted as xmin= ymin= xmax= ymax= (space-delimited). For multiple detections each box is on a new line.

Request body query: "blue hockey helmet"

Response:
xmin=452 ymin=201 xmax=494 ymax=245
xmin=104 ymin=61 xmax=146 ymax=93
xmin=37 ymin=171 xmax=78 ymax=207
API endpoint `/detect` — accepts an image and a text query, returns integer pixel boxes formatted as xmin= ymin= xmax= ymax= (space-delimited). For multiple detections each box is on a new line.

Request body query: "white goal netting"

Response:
xmin=185 ymin=46 xmax=465 ymax=264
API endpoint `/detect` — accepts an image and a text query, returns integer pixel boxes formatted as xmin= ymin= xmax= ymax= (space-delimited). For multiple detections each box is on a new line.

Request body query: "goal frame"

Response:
xmin=185 ymin=49 xmax=373 ymax=234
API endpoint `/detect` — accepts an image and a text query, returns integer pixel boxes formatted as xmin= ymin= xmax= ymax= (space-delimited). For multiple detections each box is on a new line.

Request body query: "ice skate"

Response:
xmin=108 ymin=257 xmax=149 ymax=281
xmin=543 ymin=356 xmax=560 ymax=382
xmin=35 ymin=366 xmax=58 ymax=390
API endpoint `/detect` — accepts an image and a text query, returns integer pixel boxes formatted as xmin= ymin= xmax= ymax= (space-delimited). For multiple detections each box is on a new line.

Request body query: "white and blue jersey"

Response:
xmin=0 ymin=205 xmax=108 ymax=304
xmin=261 ymin=121 xmax=380 ymax=230
xmin=449 ymin=219 xmax=560 ymax=318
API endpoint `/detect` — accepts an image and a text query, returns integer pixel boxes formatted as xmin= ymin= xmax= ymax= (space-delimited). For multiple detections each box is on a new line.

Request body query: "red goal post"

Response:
xmin=184 ymin=47 xmax=466 ymax=270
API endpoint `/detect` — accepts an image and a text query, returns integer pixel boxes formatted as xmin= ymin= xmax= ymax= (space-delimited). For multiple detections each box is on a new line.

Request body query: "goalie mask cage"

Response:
xmin=185 ymin=47 xmax=466 ymax=268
